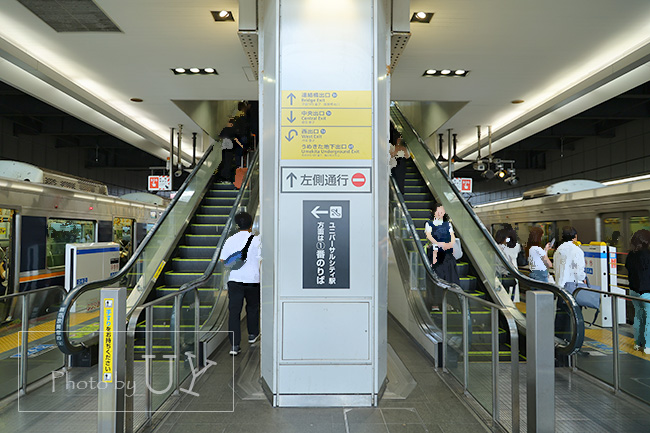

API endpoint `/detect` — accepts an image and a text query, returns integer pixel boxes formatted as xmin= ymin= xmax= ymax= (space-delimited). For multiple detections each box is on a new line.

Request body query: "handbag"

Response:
xmin=452 ymin=238 xmax=463 ymax=260
xmin=564 ymin=280 xmax=600 ymax=309
xmin=516 ymin=248 xmax=527 ymax=267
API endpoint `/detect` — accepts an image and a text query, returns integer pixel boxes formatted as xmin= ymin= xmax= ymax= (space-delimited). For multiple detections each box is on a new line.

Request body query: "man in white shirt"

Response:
xmin=554 ymin=227 xmax=586 ymax=289
xmin=219 ymin=212 xmax=261 ymax=355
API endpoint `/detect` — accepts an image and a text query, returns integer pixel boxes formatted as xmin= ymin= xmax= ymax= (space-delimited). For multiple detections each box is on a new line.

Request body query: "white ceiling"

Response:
xmin=1 ymin=0 xmax=649 ymax=165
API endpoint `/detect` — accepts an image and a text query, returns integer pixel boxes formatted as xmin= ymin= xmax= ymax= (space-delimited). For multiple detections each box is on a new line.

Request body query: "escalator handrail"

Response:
xmin=55 ymin=143 xmax=216 ymax=355
xmin=389 ymin=177 xmax=520 ymax=360
xmin=178 ymin=151 xmax=259 ymax=336
xmin=391 ymin=104 xmax=584 ymax=354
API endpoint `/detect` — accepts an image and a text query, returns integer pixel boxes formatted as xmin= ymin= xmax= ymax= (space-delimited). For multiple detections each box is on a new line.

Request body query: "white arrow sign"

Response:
xmin=311 ymin=206 xmax=329 ymax=219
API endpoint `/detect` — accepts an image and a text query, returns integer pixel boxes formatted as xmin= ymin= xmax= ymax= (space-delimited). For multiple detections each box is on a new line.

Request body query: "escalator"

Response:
xmin=389 ymin=103 xmax=585 ymax=361
xmin=55 ymin=145 xmax=259 ymax=359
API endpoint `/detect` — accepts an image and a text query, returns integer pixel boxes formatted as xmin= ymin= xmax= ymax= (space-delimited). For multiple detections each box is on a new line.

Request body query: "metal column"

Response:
xmin=526 ymin=291 xmax=555 ymax=432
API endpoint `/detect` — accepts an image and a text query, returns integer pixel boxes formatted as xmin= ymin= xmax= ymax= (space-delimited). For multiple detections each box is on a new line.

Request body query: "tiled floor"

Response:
xmin=147 ymin=320 xmax=487 ymax=433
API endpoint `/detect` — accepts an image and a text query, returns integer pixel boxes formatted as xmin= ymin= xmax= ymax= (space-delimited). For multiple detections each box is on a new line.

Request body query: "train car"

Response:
xmin=473 ymin=178 xmax=650 ymax=252
xmin=0 ymin=161 xmax=167 ymax=321
xmin=473 ymin=178 xmax=650 ymax=295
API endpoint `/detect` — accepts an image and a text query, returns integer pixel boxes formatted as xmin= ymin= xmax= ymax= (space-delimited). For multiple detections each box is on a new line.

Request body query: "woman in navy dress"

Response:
xmin=424 ymin=203 xmax=461 ymax=288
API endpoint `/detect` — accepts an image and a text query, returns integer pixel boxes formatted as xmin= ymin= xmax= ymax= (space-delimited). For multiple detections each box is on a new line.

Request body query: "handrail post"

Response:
xmin=462 ymin=295 xmax=469 ymax=393
xmin=611 ymin=294 xmax=620 ymax=393
xmin=194 ymin=289 xmax=200 ymax=366
xmin=510 ymin=318 xmax=520 ymax=433
xmin=173 ymin=295 xmax=181 ymax=395
xmin=491 ymin=306 xmax=498 ymax=424
xmin=442 ymin=290 xmax=448 ymax=371
xmin=19 ymin=293 xmax=29 ymax=395
xmin=146 ymin=306 xmax=153 ymax=423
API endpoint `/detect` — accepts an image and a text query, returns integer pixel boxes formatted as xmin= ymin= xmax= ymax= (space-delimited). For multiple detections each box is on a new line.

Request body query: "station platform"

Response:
xmin=2 ymin=315 xmax=650 ymax=432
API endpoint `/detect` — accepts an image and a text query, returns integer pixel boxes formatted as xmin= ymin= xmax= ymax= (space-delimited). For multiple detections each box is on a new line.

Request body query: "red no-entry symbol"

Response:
xmin=351 ymin=173 xmax=366 ymax=187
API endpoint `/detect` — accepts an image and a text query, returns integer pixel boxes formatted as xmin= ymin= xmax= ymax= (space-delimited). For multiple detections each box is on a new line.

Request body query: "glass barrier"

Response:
xmin=0 ymin=286 xmax=66 ymax=399
xmin=574 ymin=288 xmax=650 ymax=405
xmin=59 ymin=145 xmax=221 ymax=353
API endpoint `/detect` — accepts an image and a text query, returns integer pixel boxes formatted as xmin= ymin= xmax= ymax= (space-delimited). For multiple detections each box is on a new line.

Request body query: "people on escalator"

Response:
xmin=526 ymin=226 xmax=553 ymax=282
xmin=625 ymin=229 xmax=650 ymax=354
xmin=216 ymin=121 xmax=237 ymax=182
xmin=219 ymin=212 xmax=261 ymax=356
xmin=495 ymin=228 xmax=518 ymax=301
xmin=425 ymin=203 xmax=461 ymax=288
xmin=553 ymin=226 xmax=586 ymax=341
xmin=389 ymin=122 xmax=409 ymax=193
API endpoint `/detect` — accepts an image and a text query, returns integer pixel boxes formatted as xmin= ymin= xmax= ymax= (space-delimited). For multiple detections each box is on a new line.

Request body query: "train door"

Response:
xmin=601 ymin=211 xmax=649 ymax=252
xmin=0 ymin=208 xmax=15 ymax=322
xmin=113 ymin=217 xmax=134 ymax=268
xmin=0 ymin=208 xmax=15 ymax=295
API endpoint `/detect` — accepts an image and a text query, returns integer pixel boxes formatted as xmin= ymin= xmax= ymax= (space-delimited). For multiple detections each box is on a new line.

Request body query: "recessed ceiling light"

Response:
xmin=422 ymin=69 xmax=470 ymax=77
xmin=130 ymin=98 xmax=143 ymax=103
xmin=511 ymin=99 xmax=525 ymax=104
xmin=410 ymin=12 xmax=434 ymax=23
xmin=211 ymin=10 xmax=234 ymax=21
xmin=171 ymin=68 xmax=219 ymax=75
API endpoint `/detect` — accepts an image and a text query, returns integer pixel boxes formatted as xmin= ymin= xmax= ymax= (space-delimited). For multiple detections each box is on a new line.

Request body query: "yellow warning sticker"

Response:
xmin=153 ymin=260 xmax=166 ymax=281
xmin=102 ymin=298 xmax=114 ymax=383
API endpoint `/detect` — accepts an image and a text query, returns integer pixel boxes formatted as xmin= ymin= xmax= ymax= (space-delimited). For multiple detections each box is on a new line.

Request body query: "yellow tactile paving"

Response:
xmin=585 ymin=328 xmax=650 ymax=360
xmin=0 ymin=310 xmax=99 ymax=354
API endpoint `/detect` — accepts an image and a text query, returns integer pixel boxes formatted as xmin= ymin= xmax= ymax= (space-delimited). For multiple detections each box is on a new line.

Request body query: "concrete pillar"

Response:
xmin=259 ymin=0 xmax=390 ymax=407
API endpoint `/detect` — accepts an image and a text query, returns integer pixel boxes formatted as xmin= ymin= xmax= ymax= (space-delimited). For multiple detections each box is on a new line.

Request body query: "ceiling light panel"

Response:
xmin=423 ymin=69 xmax=470 ymax=77
xmin=171 ymin=68 xmax=219 ymax=75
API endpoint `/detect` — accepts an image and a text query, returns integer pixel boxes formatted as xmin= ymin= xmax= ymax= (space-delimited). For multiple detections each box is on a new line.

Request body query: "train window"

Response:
xmin=602 ymin=216 xmax=623 ymax=249
xmin=113 ymin=217 xmax=134 ymax=267
xmin=0 ymin=209 xmax=13 ymax=294
xmin=46 ymin=219 xmax=95 ymax=269
xmin=629 ymin=215 xmax=650 ymax=242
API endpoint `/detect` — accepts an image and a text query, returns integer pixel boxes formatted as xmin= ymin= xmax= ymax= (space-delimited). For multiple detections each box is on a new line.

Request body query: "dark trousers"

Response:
xmin=227 ymin=281 xmax=260 ymax=346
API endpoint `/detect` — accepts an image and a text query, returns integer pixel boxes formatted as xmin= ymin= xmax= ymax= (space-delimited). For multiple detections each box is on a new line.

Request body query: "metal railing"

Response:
xmin=55 ymin=143 xmax=219 ymax=355
xmin=390 ymin=103 xmax=585 ymax=355
xmin=125 ymin=286 xmax=200 ymax=432
xmin=573 ymin=286 xmax=650 ymax=405
xmin=122 ymin=153 xmax=259 ymax=431
xmin=0 ymin=285 xmax=67 ymax=399
xmin=389 ymin=179 xmax=520 ymax=431
xmin=442 ymin=288 xmax=520 ymax=432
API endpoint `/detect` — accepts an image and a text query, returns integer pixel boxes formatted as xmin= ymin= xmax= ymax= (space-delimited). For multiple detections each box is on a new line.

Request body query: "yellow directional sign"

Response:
xmin=281 ymin=90 xmax=372 ymax=160
xmin=281 ymin=126 xmax=371 ymax=160
xmin=282 ymin=91 xmax=371 ymax=108
xmin=281 ymin=108 xmax=371 ymax=127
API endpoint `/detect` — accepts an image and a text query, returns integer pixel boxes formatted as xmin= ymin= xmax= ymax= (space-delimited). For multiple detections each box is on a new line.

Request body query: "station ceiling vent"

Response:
xmin=18 ymin=0 xmax=121 ymax=32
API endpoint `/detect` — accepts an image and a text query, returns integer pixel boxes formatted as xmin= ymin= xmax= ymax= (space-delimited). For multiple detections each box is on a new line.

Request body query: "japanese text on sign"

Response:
xmin=303 ymin=201 xmax=349 ymax=289
xmin=281 ymin=167 xmax=371 ymax=193
xmin=102 ymin=299 xmax=113 ymax=382
xmin=281 ymin=90 xmax=372 ymax=160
